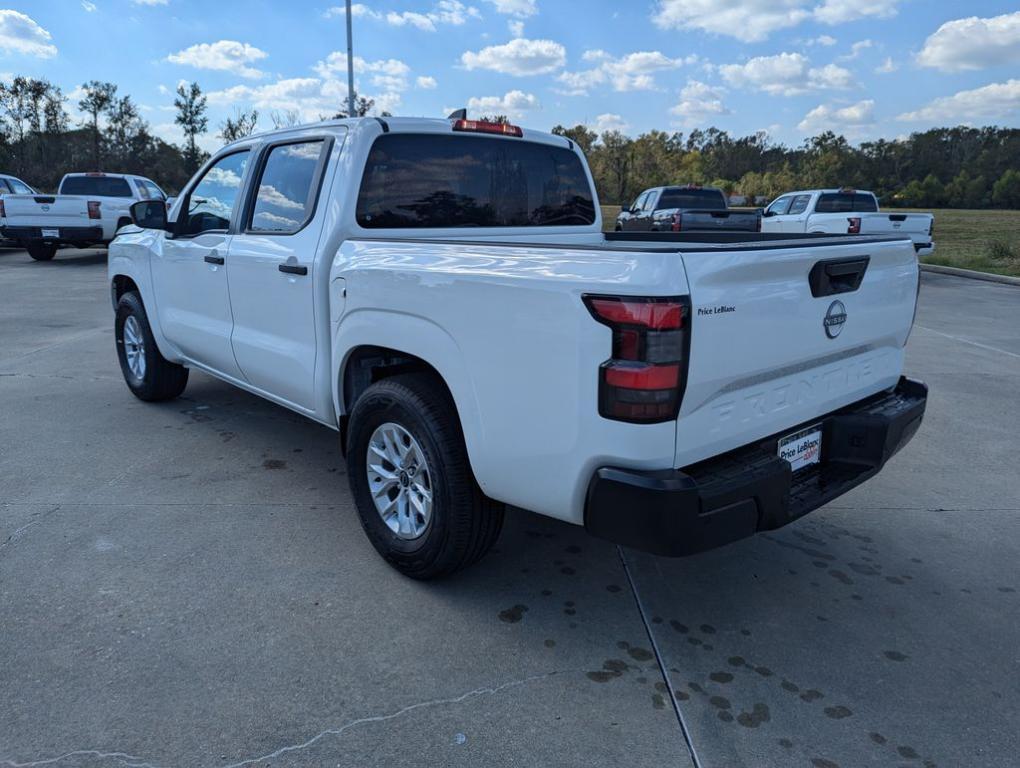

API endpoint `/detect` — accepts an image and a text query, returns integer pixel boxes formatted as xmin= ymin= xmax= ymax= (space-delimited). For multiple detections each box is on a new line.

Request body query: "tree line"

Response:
xmin=2 ymin=74 xmax=1018 ymax=208
xmin=552 ymin=124 xmax=1020 ymax=209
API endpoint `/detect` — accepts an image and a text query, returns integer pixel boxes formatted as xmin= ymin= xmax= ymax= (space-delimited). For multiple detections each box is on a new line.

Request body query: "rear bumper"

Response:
xmin=1 ymin=225 xmax=104 ymax=244
xmin=915 ymin=242 xmax=934 ymax=256
xmin=584 ymin=376 xmax=927 ymax=557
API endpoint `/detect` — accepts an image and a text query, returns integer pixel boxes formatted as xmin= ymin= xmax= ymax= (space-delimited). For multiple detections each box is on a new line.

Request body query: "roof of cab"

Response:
xmin=223 ymin=115 xmax=573 ymax=151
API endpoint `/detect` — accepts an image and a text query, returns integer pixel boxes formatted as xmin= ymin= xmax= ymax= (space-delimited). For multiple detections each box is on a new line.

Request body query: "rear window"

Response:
xmin=60 ymin=176 xmax=133 ymax=197
xmin=356 ymin=133 xmax=595 ymax=228
xmin=657 ymin=188 xmax=726 ymax=211
xmin=815 ymin=192 xmax=878 ymax=213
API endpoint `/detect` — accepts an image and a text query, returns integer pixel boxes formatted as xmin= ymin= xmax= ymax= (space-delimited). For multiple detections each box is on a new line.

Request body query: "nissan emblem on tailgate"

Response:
xmin=824 ymin=300 xmax=847 ymax=339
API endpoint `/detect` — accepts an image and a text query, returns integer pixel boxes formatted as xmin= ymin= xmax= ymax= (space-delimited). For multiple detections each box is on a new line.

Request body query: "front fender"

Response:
xmin=108 ymin=232 xmax=181 ymax=363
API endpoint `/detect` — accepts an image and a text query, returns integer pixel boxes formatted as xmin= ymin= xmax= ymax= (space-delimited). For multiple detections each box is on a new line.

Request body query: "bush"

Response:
xmin=986 ymin=240 xmax=1018 ymax=263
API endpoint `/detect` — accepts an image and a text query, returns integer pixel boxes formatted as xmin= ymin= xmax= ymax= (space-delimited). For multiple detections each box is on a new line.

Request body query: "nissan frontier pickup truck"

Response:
xmin=109 ymin=117 xmax=927 ymax=578
xmin=762 ymin=188 xmax=934 ymax=256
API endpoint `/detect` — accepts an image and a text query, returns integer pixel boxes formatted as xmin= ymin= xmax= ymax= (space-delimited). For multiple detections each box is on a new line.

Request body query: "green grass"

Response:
xmin=600 ymin=205 xmax=1020 ymax=277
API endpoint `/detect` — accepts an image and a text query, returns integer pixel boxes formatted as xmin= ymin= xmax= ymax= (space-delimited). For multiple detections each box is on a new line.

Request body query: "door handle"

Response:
xmin=204 ymin=254 xmax=225 ymax=265
xmin=278 ymin=263 xmax=308 ymax=276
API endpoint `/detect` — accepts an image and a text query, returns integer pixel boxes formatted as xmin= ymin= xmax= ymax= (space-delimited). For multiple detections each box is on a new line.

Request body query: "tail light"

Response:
xmin=583 ymin=295 xmax=691 ymax=424
xmin=847 ymin=216 xmax=861 ymax=235
xmin=452 ymin=119 xmax=523 ymax=138
xmin=88 ymin=201 xmax=101 ymax=219
xmin=671 ymin=212 xmax=683 ymax=232
xmin=0 ymin=199 xmax=5 ymax=218
xmin=928 ymin=218 xmax=934 ymax=237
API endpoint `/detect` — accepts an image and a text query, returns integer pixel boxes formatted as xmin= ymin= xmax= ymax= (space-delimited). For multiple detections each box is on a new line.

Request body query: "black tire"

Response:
xmin=27 ymin=243 xmax=57 ymax=261
xmin=114 ymin=291 xmax=189 ymax=401
xmin=346 ymin=373 xmax=504 ymax=579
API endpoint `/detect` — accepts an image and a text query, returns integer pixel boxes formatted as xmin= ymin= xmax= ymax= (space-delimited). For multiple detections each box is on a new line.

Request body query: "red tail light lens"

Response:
xmin=847 ymin=216 xmax=861 ymax=235
xmin=452 ymin=119 xmax=523 ymax=137
xmin=584 ymin=295 xmax=690 ymax=423
xmin=88 ymin=201 xmax=101 ymax=220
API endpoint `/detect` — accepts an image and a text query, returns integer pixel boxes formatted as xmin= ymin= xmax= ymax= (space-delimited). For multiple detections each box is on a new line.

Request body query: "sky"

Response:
xmin=2 ymin=0 xmax=1019 ymax=152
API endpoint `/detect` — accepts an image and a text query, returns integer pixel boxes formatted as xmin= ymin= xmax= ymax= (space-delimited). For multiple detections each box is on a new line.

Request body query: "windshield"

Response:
xmin=356 ymin=133 xmax=596 ymax=228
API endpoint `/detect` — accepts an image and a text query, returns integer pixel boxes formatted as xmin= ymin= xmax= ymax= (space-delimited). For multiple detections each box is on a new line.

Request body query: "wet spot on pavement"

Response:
xmin=605 ymin=584 xmax=621 ymax=593
xmin=800 ymin=689 xmax=824 ymax=702
xmin=627 ymin=647 xmax=654 ymax=662
xmin=736 ymin=703 xmax=771 ymax=728
xmin=828 ymin=569 xmax=854 ymax=585
xmin=824 ymin=705 xmax=853 ymax=719
xmin=670 ymin=621 xmax=689 ymax=634
xmin=498 ymin=604 xmax=528 ymax=623
xmin=262 ymin=459 xmax=286 ymax=470
xmin=651 ymin=693 xmax=666 ymax=710
xmin=883 ymin=650 xmax=909 ymax=662
xmin=898 ymin=746 xmax=920 ymax=759
xmin=870 ymin=732 xmax=887 ymax=745
xmin=709 ymin=671 xmax=734 ymax=684
xmin=709 ymin=695 xmax=731 ymax=710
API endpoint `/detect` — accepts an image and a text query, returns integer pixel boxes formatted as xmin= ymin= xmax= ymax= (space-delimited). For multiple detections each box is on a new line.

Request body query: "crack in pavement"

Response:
xmin=0 ymin=670 xmax=566 ymax=768
xmin=0 ymin=506 xmax=61 ymax=551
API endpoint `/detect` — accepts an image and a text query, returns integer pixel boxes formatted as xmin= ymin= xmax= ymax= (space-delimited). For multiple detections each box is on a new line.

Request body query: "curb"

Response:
xmin=920 ymin=263 xmax=1020 ymax=287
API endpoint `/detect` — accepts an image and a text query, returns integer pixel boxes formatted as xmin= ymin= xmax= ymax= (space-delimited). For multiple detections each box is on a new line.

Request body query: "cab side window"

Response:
xmin=641 ymin=192 xmax=657 ymax=212
xmin=767 ymin=196 xmax=792 ymax=216
xmin=181 ymin=151 xmax=249 ymax=236
xmin=248 ymin=140 xmax=325 ymax=234
xmin=788 ymin=195 xmax=811 ymax=215
xmin=631 ymin=192 xmax=648 ymax=212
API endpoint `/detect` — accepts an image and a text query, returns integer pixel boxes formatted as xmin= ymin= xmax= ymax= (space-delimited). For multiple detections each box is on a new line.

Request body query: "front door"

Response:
xmin=151 ymin=150 xmax=251 ymax=380
xmin=227 ymin=135 xmax=337 ymax=411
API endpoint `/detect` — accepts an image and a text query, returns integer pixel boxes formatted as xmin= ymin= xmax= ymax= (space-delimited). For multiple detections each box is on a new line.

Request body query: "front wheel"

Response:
xmin=27 ymin=243 xmax=57 ymax=261
xmin=115 ymin=291 xmax=189 ymax=401
xmin=346 ymin=373 xmax=504 ymax=579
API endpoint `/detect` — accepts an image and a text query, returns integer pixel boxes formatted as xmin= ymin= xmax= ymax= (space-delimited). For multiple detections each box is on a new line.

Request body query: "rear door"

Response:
xmin=674 ymin=237 xmax=918 ymax=467
xmin=226 ymin=133 xmax=338 ymax=411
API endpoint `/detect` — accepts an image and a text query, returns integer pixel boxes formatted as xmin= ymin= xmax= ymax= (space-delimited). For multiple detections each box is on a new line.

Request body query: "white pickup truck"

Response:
xmin=1 ymin=172 xmax=166 ymax=261
xmin=108 ymin=117 xmax=927 ymax=578
xmin=762 ymin=189 xmax=934 ymax=256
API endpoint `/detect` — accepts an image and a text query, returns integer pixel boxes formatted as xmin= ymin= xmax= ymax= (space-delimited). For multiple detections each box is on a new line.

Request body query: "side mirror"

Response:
xmin=130 ymin=199 xmax=169 ymax=231
xmin=763 ymin=209 xmax=775 ymax=218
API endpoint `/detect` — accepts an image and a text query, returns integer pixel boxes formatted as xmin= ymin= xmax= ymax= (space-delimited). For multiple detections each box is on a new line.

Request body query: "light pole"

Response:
xmin=345 ymin=0 xmax=356 ymax=118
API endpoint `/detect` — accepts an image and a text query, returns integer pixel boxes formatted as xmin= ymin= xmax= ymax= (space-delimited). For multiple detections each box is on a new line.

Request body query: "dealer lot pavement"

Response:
xmin=1 ymin=249 xmax=1017 ymax=767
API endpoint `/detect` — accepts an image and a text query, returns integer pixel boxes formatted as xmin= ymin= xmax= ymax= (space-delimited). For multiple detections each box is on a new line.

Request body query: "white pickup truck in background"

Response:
xmin=0 ymin=172 xmax=166 ymax=261
xmin=762 ymin=189 xmax=934 ymax=256
xmin=108 ymin=117 xmax=927 ymax=578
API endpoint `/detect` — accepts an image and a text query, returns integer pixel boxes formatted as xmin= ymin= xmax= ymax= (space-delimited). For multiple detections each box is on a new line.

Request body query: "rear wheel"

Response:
xmin=115 ymin=291 xmax=189 ymax=401
xmin=27 ymin=243 xmax=57 ymax=261
xmin=346 ymin=373 xmax=504 ymax=579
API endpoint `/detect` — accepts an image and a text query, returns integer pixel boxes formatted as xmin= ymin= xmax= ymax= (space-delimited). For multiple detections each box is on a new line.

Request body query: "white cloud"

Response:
xmin=557 ymin=50 xmax=690 ymax=95
xmin=590 ymin=113 xmax=628 ymax=134
xmin=840 ymin=39 xmax=873 ymax=61
xmin=314 ymin=52 xmax=411 ymax=92
xmin=416 ymin=75 xmax=437 ymax=89
xmin=652 ymin=0 xmax=899 ymax=41
xmin=810 ymin=34 xmax=837 ymax=46
xmin=875 ymin=57 xmax=897 ymax=74
xmin=167 ymin=40 xmax=268 ymax=79
xmin=329 ymin=1 xmax=480 ymax=32
xmin=484 ymin=0 xmax=537 ymax=17
xmin=897 ymin=79 xmax=1020 ymax=122
xmin=81 ymin=1 xmax=97 ymax=11
xmin=508 ymin=19 xmax=524 ymax=37
xmin=0 ymin=10 xmax=57 ymax=58
xmin=917 ymin=12 xmax=1020 ymax=72
xmin=670 ymin=79 xmax=729 ymax=125
xmin=131 ymin=0 xmax=168 ymax=5
xmin=720 ymin=52 xmax=854 ymax=96
xmin=798 ymin=99 xmax=875 ymax=133
xmin=813 ymin=0 xmax=898 ymax=25
xmin=461 ymin=37 xmax=565 ymax=75
xmin=653 ymin=0 xmax=811 ymax=43
xmin=466 ymin=89 xmax=538 ymax=118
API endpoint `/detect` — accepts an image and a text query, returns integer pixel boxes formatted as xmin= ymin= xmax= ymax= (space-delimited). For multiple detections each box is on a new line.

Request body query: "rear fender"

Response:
xmin=332 ymin=309 xmax=485 ymax=486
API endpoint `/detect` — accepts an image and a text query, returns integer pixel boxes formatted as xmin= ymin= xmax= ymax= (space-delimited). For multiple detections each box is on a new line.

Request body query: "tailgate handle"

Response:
xmin=809 ymin=256 xmax=870 ymax=297
xmin=34 ymin=196 xmax=56 ymax=204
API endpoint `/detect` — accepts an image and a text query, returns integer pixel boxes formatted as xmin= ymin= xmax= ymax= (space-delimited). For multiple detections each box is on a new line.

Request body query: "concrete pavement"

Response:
xmin=1 ymin=248 xmax=1017 ymax=767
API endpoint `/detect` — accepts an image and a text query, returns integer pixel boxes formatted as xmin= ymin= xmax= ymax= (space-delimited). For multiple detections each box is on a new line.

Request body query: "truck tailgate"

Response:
xmin=679 ymin=209 xmax=760 ymax=232
xmin=859 ymin=213 xmax=933 ymax=245
xmin=2 ymin=195 xmax=90 ymax=228
xmin=675 ymin=236 xmax=917 ymax=467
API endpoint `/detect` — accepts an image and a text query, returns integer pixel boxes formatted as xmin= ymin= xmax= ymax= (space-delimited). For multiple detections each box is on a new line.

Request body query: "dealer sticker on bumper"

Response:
xmin=778 ymin=424 xmax=822 ymax=472
xmin=41 ymin=229 xmax=60 ymax=238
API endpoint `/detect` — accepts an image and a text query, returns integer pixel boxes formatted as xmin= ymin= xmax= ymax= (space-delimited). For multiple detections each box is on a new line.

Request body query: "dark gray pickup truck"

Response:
xmin=615 ymin=185 xmax=761 ymax=233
